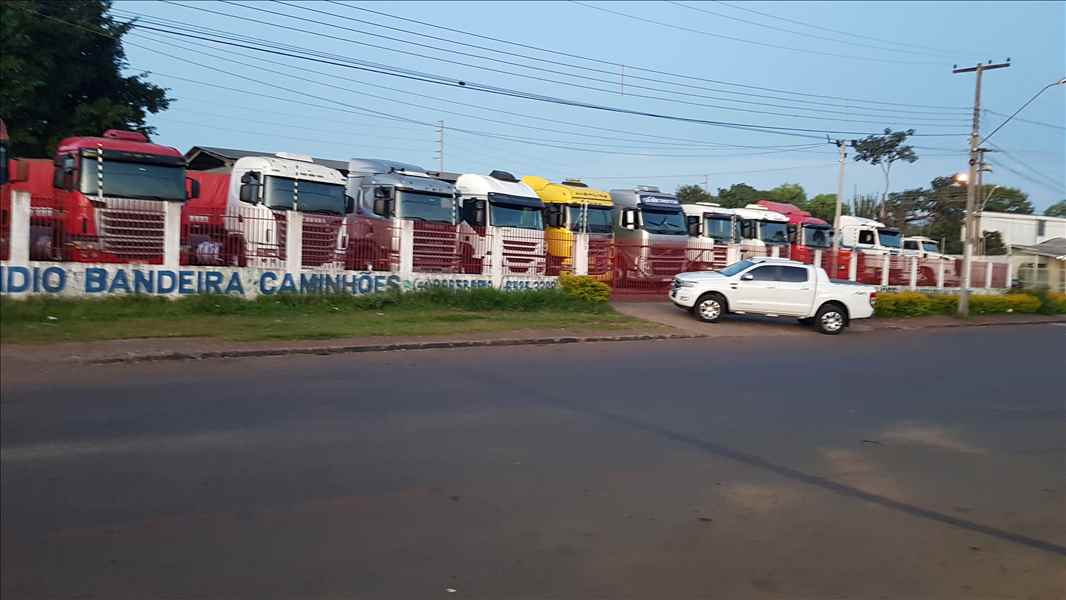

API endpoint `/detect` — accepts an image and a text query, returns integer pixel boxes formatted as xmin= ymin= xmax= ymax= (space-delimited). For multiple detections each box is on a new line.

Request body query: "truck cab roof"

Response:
xmin=521 ymin=176 xmax=612 ymax=207
xmin=732 ymin=204 xmax=789 ymax=223
xmin=57 ymin=130 xmax=184 ymax=160
xmin=232 ymin=155 xmax=346 ymax=186
xmin=609 ymin=187 xmax=681 ymax=210
xmin=838 ymin=214 xmax=886 ymax=229
xmin=347 ymin=158 xmax=455 ymax=195
xmin=454 ymin=171 xmax=540 ymax=202
xmin=682 ymin=203 xmax=734 ymax=218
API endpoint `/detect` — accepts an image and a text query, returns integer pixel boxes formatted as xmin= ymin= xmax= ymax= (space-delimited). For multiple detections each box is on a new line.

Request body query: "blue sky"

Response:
xmin=115 ymin=1 xmax=1065 ymax=210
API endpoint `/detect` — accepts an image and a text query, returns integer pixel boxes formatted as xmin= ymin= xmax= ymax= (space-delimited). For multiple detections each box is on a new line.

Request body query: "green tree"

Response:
xmin=676 ymin=184 xmax=715 ymax=205
xmin=914 ymin=175 xmax=968 ymax=254
xmin=1044 ymin=200 xmax=1066 ymax=217
xmin=0 ymin=0 xmax=171 ymax=157
xmin=850 ymin=194 xmax=882 ymax=220
xmin=852 ymin=129 xmax=918 ymax=218
xmin=981 ymin=230 xmax=1007 ymax=255
xmin=767 ymin=183 xmax=807 ymax=207
xmin=983 ymin=186 xmax=1033 ymax=214
xmin=807 ymin=193 xmax=846 ymax=222
xmin=716 ymin=183 xmax=766 ymax=208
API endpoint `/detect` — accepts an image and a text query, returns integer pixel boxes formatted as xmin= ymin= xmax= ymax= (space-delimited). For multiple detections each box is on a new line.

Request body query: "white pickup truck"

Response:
xmin=669 ymin=257 xmax=878 ymax=334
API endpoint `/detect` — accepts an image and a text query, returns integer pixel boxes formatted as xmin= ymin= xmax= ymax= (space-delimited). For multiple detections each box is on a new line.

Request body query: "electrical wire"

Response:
xmin=570 ymin=1 xmax=940 ymax=65
xmin=981 ymin=81 xmax=1066 ymax=144
xmin=581 ymin=162 xmax=839 ymax=179
xmin=983 ymin=110 xmax=1065 ymax=132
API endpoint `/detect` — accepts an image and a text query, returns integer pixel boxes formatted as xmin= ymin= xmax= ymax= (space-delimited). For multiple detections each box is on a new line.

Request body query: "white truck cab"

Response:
xmin=902 ymin=235 xmax=946 ymax=259
xmin=669 ymin=257 xmax=877 ymax=334
xmin=838 ymin=215 xmax=902 ymax=255
xmin=733 ymin=204 xmax=791 ymax=257
xmin=683 ymin=202 xmax=736 ymax=269
xmin=452 ymin=170 xmax=546 ymax=276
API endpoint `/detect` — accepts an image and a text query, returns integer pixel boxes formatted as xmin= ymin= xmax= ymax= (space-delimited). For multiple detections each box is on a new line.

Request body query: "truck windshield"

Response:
xmin=491 ymin=202 xmax=543 ymax=230
xmin=803 ymin=226 xmax=832 ymax=248
xmin=263 ymin=177 xmax=346 ymax=214
xmin=879 ymin=229 xmax=902 ymax=248
xmin=568 ymin=206 xmax=613 ymax=233
xmin=641 ymin=208 xmax=687 ymax=235
xmin=79 ymin=158 xmax=186 ymax=201
xmin=399 ymin=191 xmax=456 ymax=223
xmin=704 ymin=216 xmax=734 ymax=241
xmin=922 ymin=241 xmax=939 ymax=253
xmin=760 ymin=221 xmax=789 ymax=244
xmin=719 ymin=259 xmax=754 ymax=276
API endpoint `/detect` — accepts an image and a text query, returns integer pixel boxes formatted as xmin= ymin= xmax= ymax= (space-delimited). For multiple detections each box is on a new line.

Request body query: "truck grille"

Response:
xmin=413 ymin=224 xmax=460 ymax=272
xmin=301 ymin=216 xmax=343 ymax=267
xmin=98 ymin=200 xmax=166 ymax=260
xmin=588 ymin=237 xmax=612 ymax=274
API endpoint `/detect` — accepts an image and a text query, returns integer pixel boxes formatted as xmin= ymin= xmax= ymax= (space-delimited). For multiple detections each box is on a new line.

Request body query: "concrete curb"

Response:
xmin=868 ymin=318 xmax=1066 ymax=332
xmin=87 ymin=333 xmax=707 ymax=365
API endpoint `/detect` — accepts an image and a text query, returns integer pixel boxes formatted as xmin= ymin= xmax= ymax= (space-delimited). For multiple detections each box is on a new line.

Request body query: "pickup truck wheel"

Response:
xmin=814 ymin=304 xmax=847 ymax=335
xmin=694 ymin=293 xmax=725 ymax=323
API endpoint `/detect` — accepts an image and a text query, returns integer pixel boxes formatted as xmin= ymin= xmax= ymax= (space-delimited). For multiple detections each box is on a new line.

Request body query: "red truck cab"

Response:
xmin=4 ymin=128 xmax=194 ymax=263
xmin=755 ymin=199 xmax=850 ymax=279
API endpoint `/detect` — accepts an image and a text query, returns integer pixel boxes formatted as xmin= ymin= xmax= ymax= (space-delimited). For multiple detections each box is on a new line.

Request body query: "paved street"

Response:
xmin=3 ymin=324 xmax=1065 ymax=599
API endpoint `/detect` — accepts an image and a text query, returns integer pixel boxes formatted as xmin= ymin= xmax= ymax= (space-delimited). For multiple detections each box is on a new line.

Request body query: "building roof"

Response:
xmin=1013 ymin=237 xmax=1066 ymax=259
xmin=185 ymin=146 xmax=349 ymax=174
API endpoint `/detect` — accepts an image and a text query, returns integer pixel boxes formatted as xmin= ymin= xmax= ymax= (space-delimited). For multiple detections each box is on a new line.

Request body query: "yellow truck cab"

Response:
xmin=522 ymin=176 xmax=614 ymax=278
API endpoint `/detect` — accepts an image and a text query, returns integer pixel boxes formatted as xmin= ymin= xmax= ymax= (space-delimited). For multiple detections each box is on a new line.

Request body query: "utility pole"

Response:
xmin=830 ymin=138 xmax=851 ymax=277
xmin=703 ymin=174 xmax=709 ymax=194
xmin=435 ymin=120 xmax=444 ymax=172
xmin=954 ymin=60 xmax=1009 ymax=316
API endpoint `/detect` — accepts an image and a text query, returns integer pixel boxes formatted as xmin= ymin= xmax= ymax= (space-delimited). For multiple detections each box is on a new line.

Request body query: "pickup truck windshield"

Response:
xmin=641 ymin=208 xmax=687 ymax=235
xmin=704 ymin=216 xmax=735 ymax=241
xmin=264 ymin=177 xmax=346 ymax=214
xmin=399 ymin=191 xmax=455 ymax=223
xmin=803 ymin=226 xmax=832 ymax=248
xmin=922 ymin=241 xmax=939 ymax=253
xmin=760 ymin=221 xmax=789 ymax=245
xmin=879 ymin=229 xmax=902 ymax=249
xmin=719 ymin=259 xmax=754 ymax=276
xmin=491 ymin=203 xmax=543 ymax=230
xmin=79 ymin=158 xmax=186 ymax=201
xmin=568 ymin=206 xmax=613 ymax=234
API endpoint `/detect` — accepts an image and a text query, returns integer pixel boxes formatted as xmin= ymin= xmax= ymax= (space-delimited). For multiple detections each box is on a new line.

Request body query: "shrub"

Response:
xmin=1046 ymin=292 xmax=1066 ymax=314
xmin=874 ymin=291 xmax=1042 ymax=317
xmin=559 ymin=274 xmax=612 ymax=304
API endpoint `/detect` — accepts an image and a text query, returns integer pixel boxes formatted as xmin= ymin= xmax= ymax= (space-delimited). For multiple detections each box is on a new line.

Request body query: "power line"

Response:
xmin=981 ymin=79 xmax=1066 ymax=144
xmin=990 ymin=160 xmax=1066 ymax=194
xmin=667 ymin=1 xmax=953 ymax=58
xmin=328 ymin=1 xmax=971 ymax=112
xmin=711 ymin=0 xmax=962 ymax=55
xmin=983 ymin=110 xmax=1065 ymax=132
xmin=570 ymin=1 xmax=939 ymax=65
xmin=111 ymin=6 xmax=967 ymax=138
xmin=158 ymin=1 xmax=966 ymax=127
xmin=582 ymin=162 xmax=839 ymax=179
xmin=988 ymin=144 xmax=1066 ymax=191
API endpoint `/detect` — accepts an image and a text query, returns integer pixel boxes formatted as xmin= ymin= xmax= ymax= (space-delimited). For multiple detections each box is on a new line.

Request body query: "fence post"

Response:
xmin=909 ymin=257 xmax=918 ymax=289
xmin=1005 ymin=259 xmax=1012 ymax=289
xmin=726 ymin=244 xmax=740 ymax=265
xmin=770 ymin=245 xmax=780 ymax=258
xmin=985 ymin=260 xmax=993 ymax=289
xmin=9 ymin=190 xmax=31 ymax=264
xmin=490 ymin=230 xmax=504 ymax=288
xmin=813 ymin=249 xmax=822 ymax=271
xmin=163 ymin=201 xmax=182 ymax=268
xmin=285 ymin=210 xmax=303 ymax=273
xmin=848 ymin=251 xmax=857 ymax=281
xmin=398 ymin=220 xmax=414 ymax=279
xmin=937 ymin=258 xmax=945 ymax=288
xmin=880 ymin=253 xmax=890 ymax=287
xmin=574 ymin=232 xmax=589 ymax=276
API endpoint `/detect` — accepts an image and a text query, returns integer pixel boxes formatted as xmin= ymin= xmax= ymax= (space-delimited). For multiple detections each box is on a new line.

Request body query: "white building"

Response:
xmin=975 ymin=212 xmax=1066 ymax=289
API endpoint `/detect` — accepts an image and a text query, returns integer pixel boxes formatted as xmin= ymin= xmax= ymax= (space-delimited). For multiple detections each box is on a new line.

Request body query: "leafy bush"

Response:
xmin=1045 ymin=292 xmax=1066 ymax=314
xmin=559 ymin=274 xmax=612 ymax=304
xmin=874 ymin=291 xmax=1042 ymax=317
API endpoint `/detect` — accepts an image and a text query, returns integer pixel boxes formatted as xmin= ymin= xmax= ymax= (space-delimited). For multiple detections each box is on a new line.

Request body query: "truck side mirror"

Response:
xmin=621 ymin=209 xmax=638 ymax=230
xmin=9 ymin=160 xmax=30 ymax=183
xmin=345 ymin=194 xmax=355 ymax=214
xmin=686 ymin=216 xmax=699 ymax=236
xmin=474 ymin=201 xmax=486 ymax=226
xmin=373 ymin=196 xmax=392 ymax=217
xmin=239 ymin=183 xmax=259 ymax=204
xmin=185 ymin=177 xmax=200 ymax=200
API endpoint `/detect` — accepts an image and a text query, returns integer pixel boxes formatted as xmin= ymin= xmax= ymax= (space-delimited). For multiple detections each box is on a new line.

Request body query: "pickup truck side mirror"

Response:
xmin=741 ymin=273 xmax=755 ymax=281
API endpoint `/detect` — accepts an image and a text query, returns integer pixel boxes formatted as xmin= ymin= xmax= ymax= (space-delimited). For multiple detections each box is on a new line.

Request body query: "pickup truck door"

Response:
xmin=775 ymin=265 xmax=814 ymax=315
xmin=731 ymin=265 xmax=779 ymax=311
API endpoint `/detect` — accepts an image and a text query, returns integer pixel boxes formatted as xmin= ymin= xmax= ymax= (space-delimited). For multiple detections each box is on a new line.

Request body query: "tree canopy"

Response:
xmin=766 ymin=183 xmax=806 ymax=207
xmin=715 ymin=183 xmax=766 ymax=208
xmin=676 ymin=184 xmax=715 ymax=205
xmin=807 ymin=193 xmax=845 ymax=223
xmin=0 ymin=0 xmax=171 ymax=157
xmin=852 ymin=129 xmax=918 ymax=218
xmin=1045 ymin=201 xmax=1066 ymax=218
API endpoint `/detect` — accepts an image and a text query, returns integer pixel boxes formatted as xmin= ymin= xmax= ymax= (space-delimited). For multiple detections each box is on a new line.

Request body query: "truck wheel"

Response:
xmin=814 ymin=303 xmax=847 ymax=335
xmin=694 ymin=293 xmax=726 ymax=323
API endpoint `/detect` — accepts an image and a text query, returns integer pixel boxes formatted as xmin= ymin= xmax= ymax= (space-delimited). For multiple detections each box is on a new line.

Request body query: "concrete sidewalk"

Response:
xmin=612 ymin=301 xmax=1066 ymax=337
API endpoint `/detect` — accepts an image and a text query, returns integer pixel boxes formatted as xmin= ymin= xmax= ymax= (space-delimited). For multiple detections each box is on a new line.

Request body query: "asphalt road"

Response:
xmin=3 ymin=324 xmax=1065 ymax=599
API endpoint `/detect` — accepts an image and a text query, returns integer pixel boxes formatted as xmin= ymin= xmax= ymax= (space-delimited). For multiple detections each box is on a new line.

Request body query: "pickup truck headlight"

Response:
xmin=673 ymin=279 xmax=696 ymax=288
